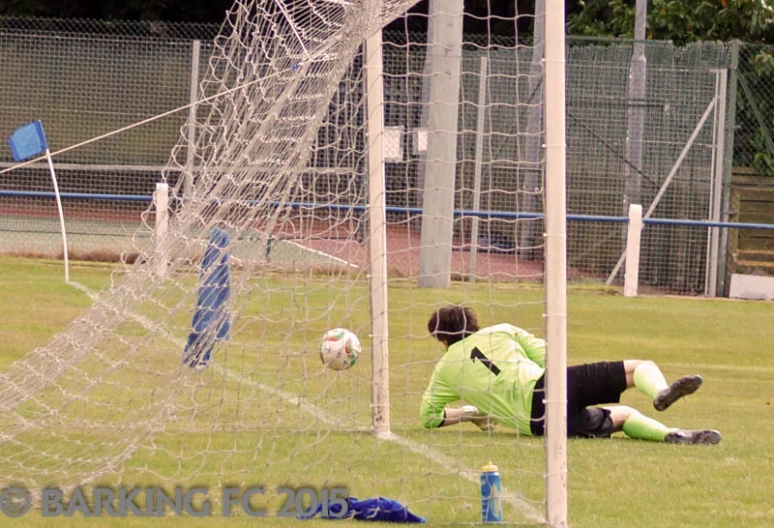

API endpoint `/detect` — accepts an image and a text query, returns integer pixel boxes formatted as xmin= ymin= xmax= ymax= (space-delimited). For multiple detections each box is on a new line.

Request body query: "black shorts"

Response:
xmin=530 ymin=361 xmax=627 ymax=438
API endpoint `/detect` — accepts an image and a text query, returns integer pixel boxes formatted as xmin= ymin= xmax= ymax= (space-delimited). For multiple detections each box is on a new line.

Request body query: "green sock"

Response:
xmin=633 ymin=362 xmax=669 ymax=399
xmin=622 ymin=413 xmax=672 ymax=442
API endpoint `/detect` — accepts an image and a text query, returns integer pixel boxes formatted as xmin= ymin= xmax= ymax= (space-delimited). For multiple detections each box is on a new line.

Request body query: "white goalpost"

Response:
xmin=364 ymin=22 xmax=392 ymax=439
xmin=0 ymin=0 xmax=568 ymax=524
xmin=544 ymin=0 xmax=569 ymax=525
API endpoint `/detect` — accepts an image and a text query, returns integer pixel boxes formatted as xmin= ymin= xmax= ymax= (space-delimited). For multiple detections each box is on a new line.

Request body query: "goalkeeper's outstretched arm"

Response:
xmin=419 ymin=378 xmax=455 ymax=428
xmin=441 ymin=405 xmax=497 ymax=431
xmin=420 ymin=384 xmax=497 ymax=432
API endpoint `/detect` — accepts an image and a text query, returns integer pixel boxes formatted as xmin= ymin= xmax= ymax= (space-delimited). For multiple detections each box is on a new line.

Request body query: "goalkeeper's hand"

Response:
xmin=460 ymin=405 xmax=498 ymax=432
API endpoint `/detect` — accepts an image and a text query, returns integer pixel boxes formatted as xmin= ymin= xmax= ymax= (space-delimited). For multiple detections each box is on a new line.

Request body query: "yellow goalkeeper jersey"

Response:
xmin=419 ymin=323 xmax=546 ymax=435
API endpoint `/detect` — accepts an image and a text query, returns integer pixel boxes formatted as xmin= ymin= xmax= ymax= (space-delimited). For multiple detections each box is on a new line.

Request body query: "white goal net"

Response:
xmin=0 ymin=0 xmax=562 ymax=524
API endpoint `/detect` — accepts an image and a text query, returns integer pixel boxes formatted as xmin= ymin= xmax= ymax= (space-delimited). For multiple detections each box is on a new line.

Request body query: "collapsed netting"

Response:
xmin=0 ymin=0 xmax=417 ymax=494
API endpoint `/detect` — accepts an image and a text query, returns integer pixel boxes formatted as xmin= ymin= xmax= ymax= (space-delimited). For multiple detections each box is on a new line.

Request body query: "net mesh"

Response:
xmin=0 ymin=0 xmax=548 ymax=523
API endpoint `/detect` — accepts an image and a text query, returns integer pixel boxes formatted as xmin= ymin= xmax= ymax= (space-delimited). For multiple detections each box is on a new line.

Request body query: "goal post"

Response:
xmin=364 ymin=23 xmax=391 ymax=438
xmin=544 ymin=0 xmax=569 ymax=525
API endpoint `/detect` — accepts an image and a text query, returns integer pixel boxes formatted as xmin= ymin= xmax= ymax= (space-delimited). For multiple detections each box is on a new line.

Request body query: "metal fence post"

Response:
xmin=717 ymin=41 xmax=739 ymax=297
xmin=184 ymin=40 xmax=201 ymax=203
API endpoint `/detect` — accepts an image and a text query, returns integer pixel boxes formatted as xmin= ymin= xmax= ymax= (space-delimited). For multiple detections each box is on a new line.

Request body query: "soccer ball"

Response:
xmin=319 ymin=328 xmax=361 ymax=371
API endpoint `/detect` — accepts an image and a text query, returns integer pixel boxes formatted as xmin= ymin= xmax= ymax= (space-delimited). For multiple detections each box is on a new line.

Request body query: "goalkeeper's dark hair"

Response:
xmin=427 ymin=305 xmax=480 ymax=347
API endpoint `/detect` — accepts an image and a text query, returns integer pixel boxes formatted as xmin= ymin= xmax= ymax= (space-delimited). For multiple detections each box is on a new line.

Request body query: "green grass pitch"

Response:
xmin=0 ymin=256 xmax=772 ymax=527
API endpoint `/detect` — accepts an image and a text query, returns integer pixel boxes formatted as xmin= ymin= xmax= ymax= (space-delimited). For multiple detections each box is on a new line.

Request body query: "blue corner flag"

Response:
xmin=183 ymin=227 xmax=231 ymax=369
xmin=8 ymin=120 xmax=49 ymax=161
xmin=299 ymin=496 xmax=426 ymax=523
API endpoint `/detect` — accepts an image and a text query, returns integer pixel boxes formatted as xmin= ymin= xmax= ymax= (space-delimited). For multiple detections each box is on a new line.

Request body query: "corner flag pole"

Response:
xmin=8 ymin=120 xmax=70 ymax=283
xmin=45 ymin=147 xmax=69 ymax=283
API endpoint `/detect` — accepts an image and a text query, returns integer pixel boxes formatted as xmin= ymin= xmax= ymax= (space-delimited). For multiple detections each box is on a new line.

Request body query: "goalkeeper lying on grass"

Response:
xmin=419 ymin=304 xmax=721 ymax=445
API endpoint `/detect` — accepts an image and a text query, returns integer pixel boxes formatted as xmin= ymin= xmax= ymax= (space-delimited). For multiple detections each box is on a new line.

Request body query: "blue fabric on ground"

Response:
xmin=183 ymin=227 xmax=231 ymax=368
xmin=299 ymin=496 xmax=426 ymax=523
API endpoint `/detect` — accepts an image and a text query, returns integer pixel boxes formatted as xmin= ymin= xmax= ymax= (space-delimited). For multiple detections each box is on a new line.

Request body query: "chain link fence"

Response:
xmin=380 ymin=36 xmax=733 ymax=294
xmin=726 ymin=43 xmax=774 ymax=284
xmin=0 ymin=16 xmax=221 ymax=39
xmin=737 ymin=43 xmax=774 ymax=174
xmin=0 ymin=18 xmax=216 ymax=258
xmin=0 ymin=16 xmax=755 ymax=294
xmin=568 ymin=40 xmax=733 ymax=294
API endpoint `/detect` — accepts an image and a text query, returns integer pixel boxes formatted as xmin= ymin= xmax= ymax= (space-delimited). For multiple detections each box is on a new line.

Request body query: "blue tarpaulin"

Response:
xmin=183 ymin=227 xmax=231 ymax=368
xmin=300 ymin=496 xmax=426 ymax=523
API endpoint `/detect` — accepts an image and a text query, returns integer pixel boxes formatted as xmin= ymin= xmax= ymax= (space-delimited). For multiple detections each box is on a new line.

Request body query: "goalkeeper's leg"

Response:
xmin=625 ymin=360 xmax=703 ymax=411
xmin=607 ymin=406 xmax=721 ymax=444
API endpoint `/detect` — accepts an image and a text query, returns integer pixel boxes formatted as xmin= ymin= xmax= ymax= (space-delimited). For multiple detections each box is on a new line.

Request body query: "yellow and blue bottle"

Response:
xmin=480 ymin=461 xmax=502 ymax=522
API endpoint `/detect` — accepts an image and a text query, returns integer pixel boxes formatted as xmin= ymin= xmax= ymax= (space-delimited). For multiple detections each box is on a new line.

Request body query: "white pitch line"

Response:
xmin=70 ymin=280 xmax=544 ymax=524
xmin=219 ymin=361 xmax=544 ymax=523
xmin=69 ymin=280 xmax=98 ymax=298
xmin=377 ymin=432 xmax=544 ymax=523
xmin=282 ymin=238 xmax=359 ymax=269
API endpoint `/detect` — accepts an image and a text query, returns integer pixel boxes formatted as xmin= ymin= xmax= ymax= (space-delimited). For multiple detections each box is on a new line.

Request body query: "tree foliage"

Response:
xmin=569 ymin=0 xmax=774 ymax=174
xmin=736 ymin=45 xmax=774 ymax=173
xmin=567 ymin=0 xmax=636 ymax=39
xmin=0 ymin=0 xmax=533 ymax=32
xmin=569 ymin=0 xmax=774 ymax=44
xmin=0 ymin=0 xmax=233 ymax=22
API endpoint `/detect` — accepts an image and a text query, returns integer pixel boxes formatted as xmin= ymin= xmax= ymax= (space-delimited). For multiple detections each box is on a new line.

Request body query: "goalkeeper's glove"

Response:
xmin=461 ymin=405 xmax=498 ymax=432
